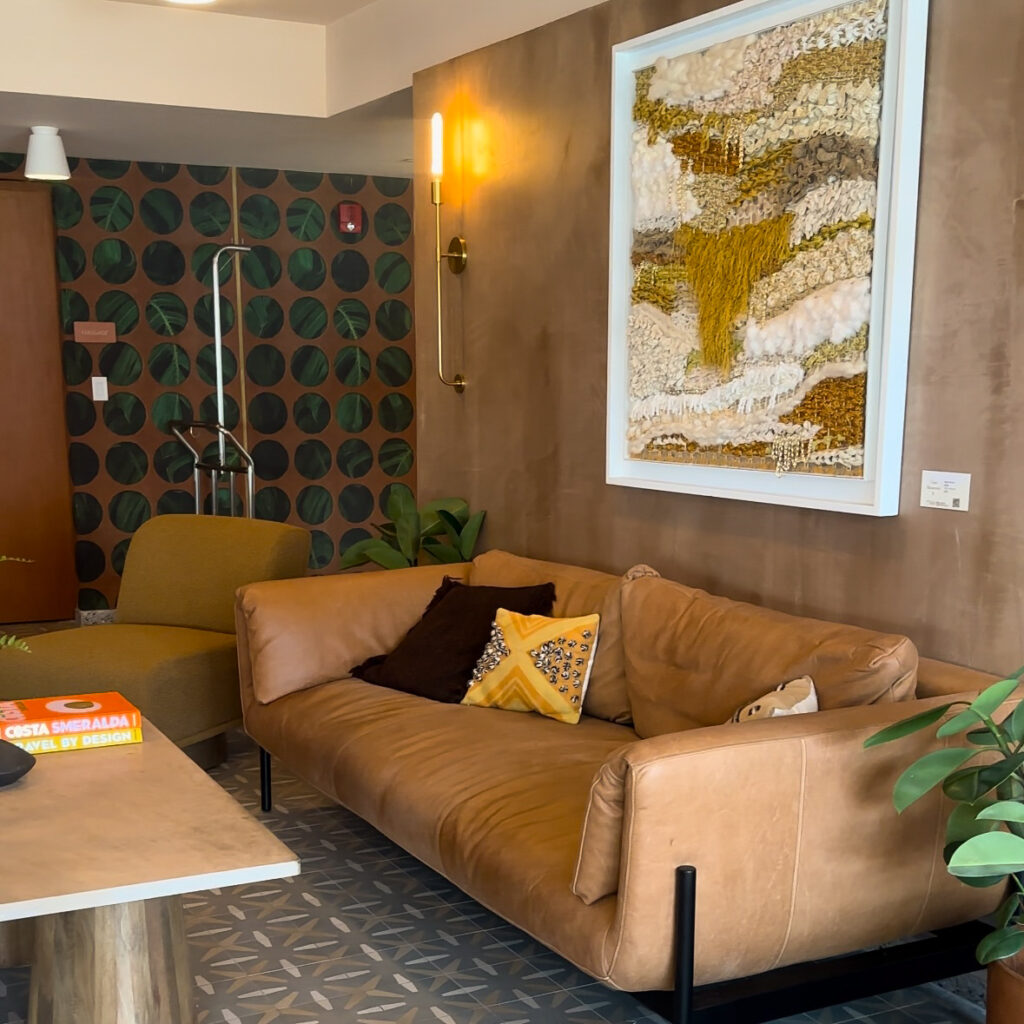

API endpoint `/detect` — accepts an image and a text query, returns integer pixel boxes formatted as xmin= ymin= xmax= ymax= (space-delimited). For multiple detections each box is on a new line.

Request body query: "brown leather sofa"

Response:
xmin=235 ymin=550 xmax=1001 ymax=994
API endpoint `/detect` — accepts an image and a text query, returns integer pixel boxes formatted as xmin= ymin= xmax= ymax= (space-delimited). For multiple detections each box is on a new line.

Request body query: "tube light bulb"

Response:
xmin=430 ymin=112 xmax=443 ymax=181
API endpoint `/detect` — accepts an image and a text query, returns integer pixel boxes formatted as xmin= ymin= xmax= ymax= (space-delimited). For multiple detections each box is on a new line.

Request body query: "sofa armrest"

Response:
xmin=235 ymin=563 xmax=471 ymax=707
xmin=597 ymin=695 xmax=1007 ymax=990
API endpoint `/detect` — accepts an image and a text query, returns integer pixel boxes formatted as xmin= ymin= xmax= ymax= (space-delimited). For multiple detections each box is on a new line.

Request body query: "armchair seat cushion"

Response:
xmin=1 ymin=624 xmax=239 ymax=746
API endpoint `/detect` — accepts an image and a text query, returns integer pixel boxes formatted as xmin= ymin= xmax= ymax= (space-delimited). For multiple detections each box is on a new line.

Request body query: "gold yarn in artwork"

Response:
xmin=793 ymin=213 xmax=875 ymax=253
xmin=671 ymin=130 xmax=743 ymax=175
xmin=779 ymin=373 xmax=867 ymax=447
xmin=801 ymin=326 xmax=869 ymax=373
xmin=772 ymin=37 xmax=886 ymax=109
xmin=631 ymin=261 xmax=688 ymax=313
xmin=675 ymin=214 xmax=793 ymax=373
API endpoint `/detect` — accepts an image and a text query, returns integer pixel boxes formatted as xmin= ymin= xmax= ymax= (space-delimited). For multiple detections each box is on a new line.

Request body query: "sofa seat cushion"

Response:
xmin=622 ymin=576 xmax=918 ymax=737
xmin=0 ymin=624 xmax=240 ymax=746
xmin=471 ymin=550 xmax=634 ymax=724
xmin=246 ymin=676 xmax=635 ymax=975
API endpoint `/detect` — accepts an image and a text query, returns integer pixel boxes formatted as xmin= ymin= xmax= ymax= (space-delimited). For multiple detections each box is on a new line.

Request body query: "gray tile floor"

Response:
xmin=0 ymin=734 xmax=987 ymax=1024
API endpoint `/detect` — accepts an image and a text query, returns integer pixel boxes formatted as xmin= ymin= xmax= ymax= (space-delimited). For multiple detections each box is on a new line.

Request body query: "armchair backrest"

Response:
xmin=116 ymin=515 xmax=310 ymax=633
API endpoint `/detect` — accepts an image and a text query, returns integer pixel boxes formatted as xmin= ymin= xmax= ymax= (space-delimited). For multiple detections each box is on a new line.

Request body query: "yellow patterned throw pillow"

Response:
xmin=462 ymin=609 xmax=601 ymax=724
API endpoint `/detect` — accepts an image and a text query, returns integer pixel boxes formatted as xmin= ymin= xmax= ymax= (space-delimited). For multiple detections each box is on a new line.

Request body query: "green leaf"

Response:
xmin=977 ymin=926 xmax=1024 ymax=964
xmin=420 ymin=498 xmax=469 ymax=536
xmin=996 ymin=892 xmax=1021 ymax=930
xmin=287 ymin=198 xmax=325 ymax=241
xmin=943 ymin=754 xmax=1024 ymax=803
xmin=146 ymin=293 xmax=188 ymax=337
xmin=333 ymin=299 xmax=370 ymax=341
xmin=1007 ymin=703 xmax=1024 ymax=744
xmin=90 ymin=186 xmax=133 ymax=231
xmin=864 ymin=704 xmax=954 ymax=749
xmin=386 ymin=486 xmax=417 ymax=525
xmin=967 ymin=727 xmax=1002 ymax=747
xmin=893 ymin=748 xmax=978 ymax=812
xmin=459 ymin=510 xmax=485 ymax=559
xmin=937 ymin=678 xmax=1022 ymax=738
xmin=946 ymin=801 xmax=998 ymax=845
xmin=421 ymin=538 xmax=464 ymax=564
xmin=362 ymin=540 xmax=412 ymax=570
xmin=395 ymin=510 xmax=421 ymax=564
xmin=948 ymin=831 xmax=1024 ymax=877
xmin=977 ymin=801 xmax=1024 ymax=823
xmin=0 ymin=633 xmax=31 ymax=653
xmin=339 ymin=537 xmax=375 ymax=569
xmin=436 ymin=509 xmax=464 ymax=548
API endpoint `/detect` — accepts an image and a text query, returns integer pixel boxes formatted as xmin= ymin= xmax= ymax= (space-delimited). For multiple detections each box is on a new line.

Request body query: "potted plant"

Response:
xmin=865 ymin=673 xmax=1024 ymax=1021
xmin=0 ymin=555 xmax=30 ymax=653
xmin=340 ymin=492 xmax=486 ymax=570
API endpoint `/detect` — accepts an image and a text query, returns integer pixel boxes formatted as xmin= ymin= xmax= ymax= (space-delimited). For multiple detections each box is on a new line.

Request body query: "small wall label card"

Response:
xmin=606 ymin=0 xmax=930 ymax=516
xmin=920 ymin=470 xmax=971 ymax=512
xmin=73 ymin=321 xmax=116 ymax=344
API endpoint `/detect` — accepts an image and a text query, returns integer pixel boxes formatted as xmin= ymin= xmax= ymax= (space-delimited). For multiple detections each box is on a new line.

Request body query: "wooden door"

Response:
xmin=0 ymin=181 xmax=76 ymax=622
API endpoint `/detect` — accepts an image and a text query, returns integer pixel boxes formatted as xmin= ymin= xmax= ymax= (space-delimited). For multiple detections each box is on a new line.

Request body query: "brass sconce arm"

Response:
xmin=431 ymin=178 xmax=467 ymax=394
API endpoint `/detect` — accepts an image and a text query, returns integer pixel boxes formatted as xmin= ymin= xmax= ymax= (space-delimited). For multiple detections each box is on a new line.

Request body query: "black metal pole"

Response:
xmin=259 ymin=746 xmax=272 ymax=812
xmin=674 ymin=865 xmax=697 ymax=1024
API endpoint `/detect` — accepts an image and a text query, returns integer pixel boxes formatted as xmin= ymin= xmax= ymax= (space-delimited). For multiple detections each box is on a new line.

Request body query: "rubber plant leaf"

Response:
xmin=892 ymin=748 xmax=978 ymax=813
xmin=947 ymin=831 xmax=1024 ymax=878
xmin=436 ymin=509 xmax=464 ymax=549
xmin=976 ymin=801 xmax=1024 ymax=823
xmin=421 ymin=538 xmax=464 ymax=565
xmin=863 ymin=704 xmax=954 ymax=749
xmin=459 ymin=510 xmax=486 ymax=560
xmin=363 ymin=540 xmax=413 ymax=571
xmin=937 ymin=678 xmax=1021 ymax=738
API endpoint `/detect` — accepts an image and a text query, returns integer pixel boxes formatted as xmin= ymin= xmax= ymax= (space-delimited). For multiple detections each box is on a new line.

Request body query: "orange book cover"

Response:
xmin=0 ymin=692 xmax=143 ymax=755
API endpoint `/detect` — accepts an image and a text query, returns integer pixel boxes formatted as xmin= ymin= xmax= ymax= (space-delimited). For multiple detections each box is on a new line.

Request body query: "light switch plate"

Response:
xmin=920 ymin=470 xmax=971 ymax=512
xmin=90 ymin=376 xmax=108 ymax=401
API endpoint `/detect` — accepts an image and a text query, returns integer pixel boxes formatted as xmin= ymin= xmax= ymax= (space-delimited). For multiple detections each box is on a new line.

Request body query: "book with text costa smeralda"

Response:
xmin=0 ymin=692 xmax=142 ymax=755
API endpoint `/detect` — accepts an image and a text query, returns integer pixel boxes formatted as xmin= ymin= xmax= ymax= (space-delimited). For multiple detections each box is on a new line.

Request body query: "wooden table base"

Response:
xmin=2 ymin=897 xmax=193 ymax=1024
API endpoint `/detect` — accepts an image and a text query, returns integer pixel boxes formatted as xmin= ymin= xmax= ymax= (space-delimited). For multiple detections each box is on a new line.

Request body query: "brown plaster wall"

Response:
xmin=412 ymin=0 xmax=1024 ymax=673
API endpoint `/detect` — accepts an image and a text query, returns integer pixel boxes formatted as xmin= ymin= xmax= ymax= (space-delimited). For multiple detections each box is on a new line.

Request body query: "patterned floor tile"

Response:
xmin=0 ymin=734 xmax=992 ymax=1024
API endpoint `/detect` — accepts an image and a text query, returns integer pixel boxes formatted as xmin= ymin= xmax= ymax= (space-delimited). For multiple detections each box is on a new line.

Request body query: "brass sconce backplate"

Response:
xmin=445 ymin=236 xmax=468 ymax=274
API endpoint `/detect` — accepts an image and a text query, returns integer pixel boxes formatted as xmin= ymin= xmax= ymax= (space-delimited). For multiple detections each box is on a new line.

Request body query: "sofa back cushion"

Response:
xmin=621 ymin=575 xmax=918 ymax=738
xmin=471 ymin=550 xmax=633 ymax=724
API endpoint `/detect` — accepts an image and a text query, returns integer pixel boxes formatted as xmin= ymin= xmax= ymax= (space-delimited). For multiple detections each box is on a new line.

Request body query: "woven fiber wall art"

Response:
xmin=606 ymin=0 xmax=929 ymax=515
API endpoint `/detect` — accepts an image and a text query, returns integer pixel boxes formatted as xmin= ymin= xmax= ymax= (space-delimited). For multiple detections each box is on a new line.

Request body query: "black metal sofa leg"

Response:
xmin=674 ymin=865 xmax=697 ymax=1024
xmin=259 ymin=746 xmax=272 ymax=812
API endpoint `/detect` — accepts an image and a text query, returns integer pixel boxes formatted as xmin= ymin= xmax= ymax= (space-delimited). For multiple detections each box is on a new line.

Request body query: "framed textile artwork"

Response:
xmin=606 ymin=0 xmax=929 ymax=515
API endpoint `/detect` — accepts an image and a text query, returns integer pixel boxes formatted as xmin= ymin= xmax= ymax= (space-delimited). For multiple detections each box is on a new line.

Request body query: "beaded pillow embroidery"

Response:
xmin=462 ymin=609 xmax=601 ymax=725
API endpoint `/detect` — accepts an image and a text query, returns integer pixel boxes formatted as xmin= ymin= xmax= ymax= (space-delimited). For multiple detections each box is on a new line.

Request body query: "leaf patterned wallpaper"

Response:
xmin=0 ymin=154 xmax=415 ymax=610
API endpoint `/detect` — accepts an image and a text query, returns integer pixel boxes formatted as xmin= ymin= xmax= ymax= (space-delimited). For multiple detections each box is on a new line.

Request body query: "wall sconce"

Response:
xmin=24 ymin=126 xmax=70 ymax=181
xmin=430 ymin=112 xmax=467 ymax=394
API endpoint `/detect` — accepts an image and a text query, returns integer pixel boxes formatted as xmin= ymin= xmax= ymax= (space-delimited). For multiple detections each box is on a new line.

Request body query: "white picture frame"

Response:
xmin=605 ymin=0 xmax=929 ymax=516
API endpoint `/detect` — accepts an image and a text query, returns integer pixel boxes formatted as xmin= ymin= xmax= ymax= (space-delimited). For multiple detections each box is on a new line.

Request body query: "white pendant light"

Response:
xmin=25 ymin=126 xmax=70 ymax=181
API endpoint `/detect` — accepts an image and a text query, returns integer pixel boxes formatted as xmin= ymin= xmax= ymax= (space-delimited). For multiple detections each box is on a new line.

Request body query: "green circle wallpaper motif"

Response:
xmin=247 ymin=344 xmax=285 ymax=387
xmin=94 ymin=239 xmax=137 ymax=284
xmin=190 ymin=192 xmax=232 ymax=238
xmin=197 ymin=344 xmax=237 ymax=386
xmin=62 ymin=341 xmax=92 ymax=386
xmin=287 ymin=199 xmax=325 ymax=241
xmin=90 ymin=187 xmax=133 ymax=231
xmin=96 ymin=290 xmax=140 ymax=335
xmin=194 ymin=294 xmax=235 ymax=338
xmin=66 ymin=392 xmax=96 ymax=436
xmin=69 ymin=443 xmax=99 ymax=486
xmin=291 ymin=346 xmax=328 ymax=386
xmin=143 ymin=241 xmax=186 ymax=286
xmin=105 ymin=442 xmax=149 ymax=485
xmin=140 ymin=189 xmax=184 ymax=234
xmin=99 ymin=342 xmax=143 ymax=385
xmin=339 ymin=484 xmax=374 ymax=523
xmin=57 ymin=237 xmax=86 ymax=282
xmin=140 ymin=162 xmax=180 ymax=183
xmin=104 ymin=393 xmax=146 ymax=435
xmin=252 ymin=440 xmax=288 ymax=480
xmin=50 ymin=161 xmax=413 ymax=604
xmin=59 ymin=290 xmax=89 ymax=333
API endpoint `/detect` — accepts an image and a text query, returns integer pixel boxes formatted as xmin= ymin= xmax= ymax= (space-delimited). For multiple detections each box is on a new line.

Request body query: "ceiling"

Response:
xmin=0 ymin=88 xmax=413 ymax=176
xmin=106 ymin=0 xmax=374 ymax=24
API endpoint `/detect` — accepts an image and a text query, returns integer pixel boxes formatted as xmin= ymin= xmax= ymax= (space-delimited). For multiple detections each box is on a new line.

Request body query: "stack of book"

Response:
xmin=0 ymin=692 xmax=142 ymax=755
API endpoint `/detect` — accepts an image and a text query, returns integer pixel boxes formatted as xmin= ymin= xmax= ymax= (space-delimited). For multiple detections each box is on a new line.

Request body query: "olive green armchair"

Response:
xmin=2 ymin=515 xmax=310 ymax=762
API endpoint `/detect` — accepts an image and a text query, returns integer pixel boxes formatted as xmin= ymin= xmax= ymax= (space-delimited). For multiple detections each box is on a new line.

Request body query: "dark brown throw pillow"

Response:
xmin=351 ymin=578 xmax=556 ymax=702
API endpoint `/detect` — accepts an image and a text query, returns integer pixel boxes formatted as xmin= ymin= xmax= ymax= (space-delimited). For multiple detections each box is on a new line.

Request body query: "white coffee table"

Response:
xmin=0 ymin=721 xmax=299 ymax=1024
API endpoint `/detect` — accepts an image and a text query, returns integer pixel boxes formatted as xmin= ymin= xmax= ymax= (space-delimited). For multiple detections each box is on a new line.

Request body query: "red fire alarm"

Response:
xmin=338 ymin=203 xmax=363 ymax=235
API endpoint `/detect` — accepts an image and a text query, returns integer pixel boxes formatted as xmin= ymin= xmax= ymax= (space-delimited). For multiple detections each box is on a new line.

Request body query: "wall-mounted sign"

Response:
xmin=73 ymin=322 xmax=116 ymax=344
